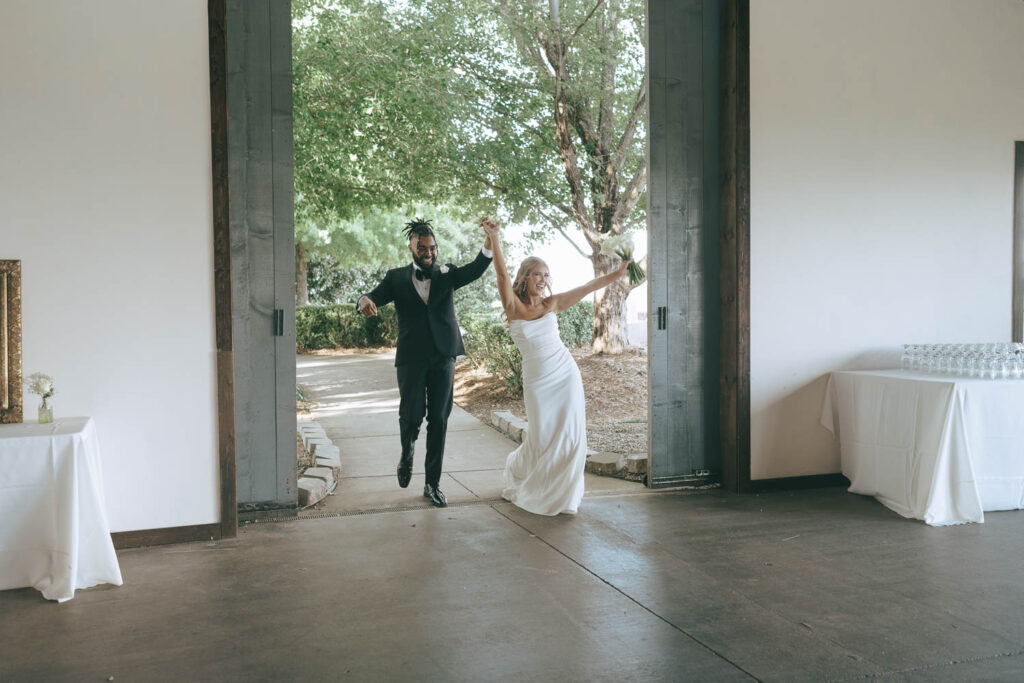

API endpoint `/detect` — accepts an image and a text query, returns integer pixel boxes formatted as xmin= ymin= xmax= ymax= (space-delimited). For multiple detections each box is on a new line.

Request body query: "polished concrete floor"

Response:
xmin=3 ymin=487 xmax=1024 ymax=682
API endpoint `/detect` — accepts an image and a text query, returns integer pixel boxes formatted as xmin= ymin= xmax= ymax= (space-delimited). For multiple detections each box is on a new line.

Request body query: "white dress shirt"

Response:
xmin=411 ymin=247 xmax=492 ymax=304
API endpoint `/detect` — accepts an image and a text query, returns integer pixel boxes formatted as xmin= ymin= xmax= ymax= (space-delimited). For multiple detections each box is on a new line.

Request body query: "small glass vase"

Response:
xmin=38 ymin=400 xmax=53 ymax=424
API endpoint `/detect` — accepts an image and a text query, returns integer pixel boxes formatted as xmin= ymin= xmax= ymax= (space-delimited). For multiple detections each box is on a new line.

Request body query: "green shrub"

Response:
xmin=556 ymin=300 xmax=594 ymax=348
xmin=463 ymin=320 xmax=524 ymax=397
xmin=296 ymin=300 xmax=593 ymax=398
xmin=296 ymin=304 xmax=398 ymax=350
xmin=307 ymin=257 xmax=390 ymax=306
xmin=462 ymin=301 xmax=594 ymax=397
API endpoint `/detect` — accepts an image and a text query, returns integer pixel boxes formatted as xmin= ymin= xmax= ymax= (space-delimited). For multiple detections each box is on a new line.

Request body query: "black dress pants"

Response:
xmin=396 ymin=352 xmax=455 ymax=487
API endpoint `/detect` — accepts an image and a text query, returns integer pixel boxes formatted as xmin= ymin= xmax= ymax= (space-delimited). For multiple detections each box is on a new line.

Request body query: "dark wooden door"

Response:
xmin=647 ymin=0 xmax=721 ymax=487
xmin=227 ymin=0 xmax=297 ymax=513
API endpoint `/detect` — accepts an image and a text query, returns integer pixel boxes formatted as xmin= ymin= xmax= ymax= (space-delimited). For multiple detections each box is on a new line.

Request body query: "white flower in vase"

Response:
xmin=27 ymin=372 xmax=56 ymax=423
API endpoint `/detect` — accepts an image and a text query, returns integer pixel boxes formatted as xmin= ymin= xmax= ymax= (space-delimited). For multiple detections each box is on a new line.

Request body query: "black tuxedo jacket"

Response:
xmin=364 ymin=251 xmax=492 ymax=366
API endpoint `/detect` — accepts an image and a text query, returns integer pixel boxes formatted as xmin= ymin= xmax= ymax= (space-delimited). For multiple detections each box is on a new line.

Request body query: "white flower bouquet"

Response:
xmin=600 ymin=234 xmax=645 ymax=285
xmin=27 ymin=372 xmax=55 ymax=405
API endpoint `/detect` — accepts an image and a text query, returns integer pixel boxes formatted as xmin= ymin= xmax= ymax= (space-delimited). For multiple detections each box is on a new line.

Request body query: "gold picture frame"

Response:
xmin=1 ymin=260 xmax=23 ymax=424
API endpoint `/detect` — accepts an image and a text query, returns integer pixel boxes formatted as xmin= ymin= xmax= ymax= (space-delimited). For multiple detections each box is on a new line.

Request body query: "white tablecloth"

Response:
xmin=0 ymin=417 xmax=123 ymax=601
xmin=822 ymin=370 xmax=1024 ymax=525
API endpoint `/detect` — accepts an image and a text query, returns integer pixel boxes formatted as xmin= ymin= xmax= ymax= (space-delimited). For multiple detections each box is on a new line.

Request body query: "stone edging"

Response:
xmin=489 ymin=410 xmax=647 ymax=480
xmin=297 ymin=419 xmax=341 ymax=508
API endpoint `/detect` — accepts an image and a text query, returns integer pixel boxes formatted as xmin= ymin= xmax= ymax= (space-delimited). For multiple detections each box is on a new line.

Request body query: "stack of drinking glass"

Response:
xmin=901 ymin=343 xmax=1024 ymax=378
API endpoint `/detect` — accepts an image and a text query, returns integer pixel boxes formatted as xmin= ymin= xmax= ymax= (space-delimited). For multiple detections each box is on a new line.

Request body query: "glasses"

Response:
xmin=901 ymin=343 xmax=1024 ymax=379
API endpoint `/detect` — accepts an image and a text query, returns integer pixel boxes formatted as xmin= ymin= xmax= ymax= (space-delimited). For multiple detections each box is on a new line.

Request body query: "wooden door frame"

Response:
xmin=718 ymin=0 xmax=751 ymax=493
xmin=209 ymin=0 xmax=238 ymax=540
xmin=717 ymin=0 xmax=844 ymax=493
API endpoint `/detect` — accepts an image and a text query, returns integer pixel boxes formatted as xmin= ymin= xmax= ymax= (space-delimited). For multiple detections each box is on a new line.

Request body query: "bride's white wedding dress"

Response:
xmin=502 ymin=312 xmax=587 ymax=515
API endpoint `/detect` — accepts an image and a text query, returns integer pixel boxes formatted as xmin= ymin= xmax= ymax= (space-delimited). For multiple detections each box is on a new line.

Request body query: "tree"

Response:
xmin=422 ymin=0 xmax=647 ymax=353
xmin=292 ymin=0 xmax=475 ymax=302
xmin=293 ymin=0 xmax=647 ymax=351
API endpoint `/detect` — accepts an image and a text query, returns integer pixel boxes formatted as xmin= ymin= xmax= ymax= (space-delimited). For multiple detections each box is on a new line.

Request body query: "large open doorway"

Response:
xmin=289 ymin=0 xmax=655 ymax=512
xmin=214 ymin=0 xmax=754 ymax=527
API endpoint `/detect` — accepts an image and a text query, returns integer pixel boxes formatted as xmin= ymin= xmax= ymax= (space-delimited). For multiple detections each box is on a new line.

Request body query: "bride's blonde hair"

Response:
xmin=511 ymin=257 xmax=552 ymax=304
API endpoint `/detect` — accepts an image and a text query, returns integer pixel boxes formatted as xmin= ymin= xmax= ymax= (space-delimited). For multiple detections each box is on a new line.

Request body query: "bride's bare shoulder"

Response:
xmin=504 ymin=299 xmax=526 ymax=321
xmin=505 ymin=296 xmax=556 ymax=322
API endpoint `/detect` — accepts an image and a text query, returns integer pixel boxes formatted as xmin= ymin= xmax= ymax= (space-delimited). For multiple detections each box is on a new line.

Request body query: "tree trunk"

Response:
xmin=296 ymin=241 xmax=308 ymax=306
xmin=591 ymin=253 xmax=630 ymax=354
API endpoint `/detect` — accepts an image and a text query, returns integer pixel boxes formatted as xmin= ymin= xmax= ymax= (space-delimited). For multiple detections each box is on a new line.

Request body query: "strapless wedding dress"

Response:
xmin=502 ymin=312 xmax=587 ymax=515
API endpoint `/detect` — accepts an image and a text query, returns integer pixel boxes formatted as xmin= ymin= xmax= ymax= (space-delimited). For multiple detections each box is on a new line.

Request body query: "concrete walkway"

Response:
xmin=296 ymin=352 xmax=642 ymax=516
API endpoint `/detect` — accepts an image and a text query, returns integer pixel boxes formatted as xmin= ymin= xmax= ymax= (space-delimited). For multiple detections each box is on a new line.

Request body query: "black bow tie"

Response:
xmin=415 ymin=268 xmax=430 ymax=281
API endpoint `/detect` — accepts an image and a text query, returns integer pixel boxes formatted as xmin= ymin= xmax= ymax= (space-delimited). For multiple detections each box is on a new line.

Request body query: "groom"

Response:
xmin=357 ymin=219 xmax=493 ymax=507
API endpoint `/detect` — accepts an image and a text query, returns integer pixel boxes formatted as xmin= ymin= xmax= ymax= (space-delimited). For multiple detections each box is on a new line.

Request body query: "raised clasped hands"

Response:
xmin=479 ymin=216 xmax=500 ymax=244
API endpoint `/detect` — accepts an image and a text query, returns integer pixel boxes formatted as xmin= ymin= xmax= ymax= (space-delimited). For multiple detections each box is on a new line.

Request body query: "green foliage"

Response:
xmin=307 ymin=255 xmax=388 ymax=304
xmin=462 ymin=301 xmax=595 ymax=398
xmin=556 ymin=301 xmax=595 ymax=349
xmin=292 ymin=2 xmax=464 ymax=229
xmin=304 ymin=206 xmax=503 ymax=326
xmin=297 ymin=297 xmax=593 ymax=397
xmin=463 ymin=320 xmax=523 ymax=397
xmin=293 ymin=0 xmax=646 ymax=350
xmin=412 ymin=0 xmax=648 ymax=232
xmin=293 ymin=0 xmax=646 ymax=239
xmin=298 ymin=244 xmax=500 ymax=349
xmin=296 ymin=304 xmax=399 ymax=350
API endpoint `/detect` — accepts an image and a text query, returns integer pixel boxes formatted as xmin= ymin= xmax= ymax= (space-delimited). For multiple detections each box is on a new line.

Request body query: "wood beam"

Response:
xmin=718 ymin=0 xmax=750 ymax=493
xmin=113 ymin=523 xmax=222 ymax=550
xmin=1014 ymin=141 xmax=1023 ymax=342
xmin=209 ymin=0 xmax=238 ymax=540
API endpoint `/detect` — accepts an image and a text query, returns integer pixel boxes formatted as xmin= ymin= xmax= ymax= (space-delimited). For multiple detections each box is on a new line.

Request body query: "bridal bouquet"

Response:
xmin=600 ymin=234 xmax=645 ymax=285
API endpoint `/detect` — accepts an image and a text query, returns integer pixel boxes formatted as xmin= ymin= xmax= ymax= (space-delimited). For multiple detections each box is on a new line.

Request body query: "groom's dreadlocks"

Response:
xmin=403 ymin=218 xmax=435 ymax=243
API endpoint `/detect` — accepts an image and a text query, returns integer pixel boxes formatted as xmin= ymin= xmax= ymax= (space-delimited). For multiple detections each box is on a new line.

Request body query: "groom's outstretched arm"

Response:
xmin=358 ymin=271 xmax=395 ymax=317
xmin=449 ymin=250 xmax=493 ymax=290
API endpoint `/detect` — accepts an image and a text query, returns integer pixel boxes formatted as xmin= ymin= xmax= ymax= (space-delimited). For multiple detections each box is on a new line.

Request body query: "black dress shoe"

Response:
xmin=423 ymin=484 xmax=447 ymax=508
xmin=395 ymin=454 xmax=411 ymax=485
xmin=397 ymin=440 xmax=417 ymax=489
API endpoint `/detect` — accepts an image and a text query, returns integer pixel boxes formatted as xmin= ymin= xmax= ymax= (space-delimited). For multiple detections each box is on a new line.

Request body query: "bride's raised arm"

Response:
xmin=550 ymin=258 xmax=631 ymax=313
xmin=481 ymin=218 xmax=517 ymax=315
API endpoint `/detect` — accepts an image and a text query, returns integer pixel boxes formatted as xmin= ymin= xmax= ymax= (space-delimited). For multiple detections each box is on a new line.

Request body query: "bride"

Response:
xmin=480 ymin=218 xmax=632 ymax=515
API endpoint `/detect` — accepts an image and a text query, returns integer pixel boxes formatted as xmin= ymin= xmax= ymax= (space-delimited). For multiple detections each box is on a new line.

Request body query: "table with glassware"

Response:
xmin=821 ymin=344 xmax=1024 ymax=526
xmin=0 ymin=417 xmax=123 ymax=601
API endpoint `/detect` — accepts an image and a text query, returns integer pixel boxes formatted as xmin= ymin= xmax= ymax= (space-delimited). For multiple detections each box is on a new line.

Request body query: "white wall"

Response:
xmin=750 ymin=0 xmax=1024 ymax=479
xmin=0 ymin=1 xmax=219 ymax=530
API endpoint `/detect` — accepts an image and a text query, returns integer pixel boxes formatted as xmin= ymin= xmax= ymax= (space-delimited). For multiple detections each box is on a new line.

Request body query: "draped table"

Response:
xmin=0 ymin=417 xmax=123 ymax=601
xmin=821 ymin=370 xmax=1024 ymax=525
